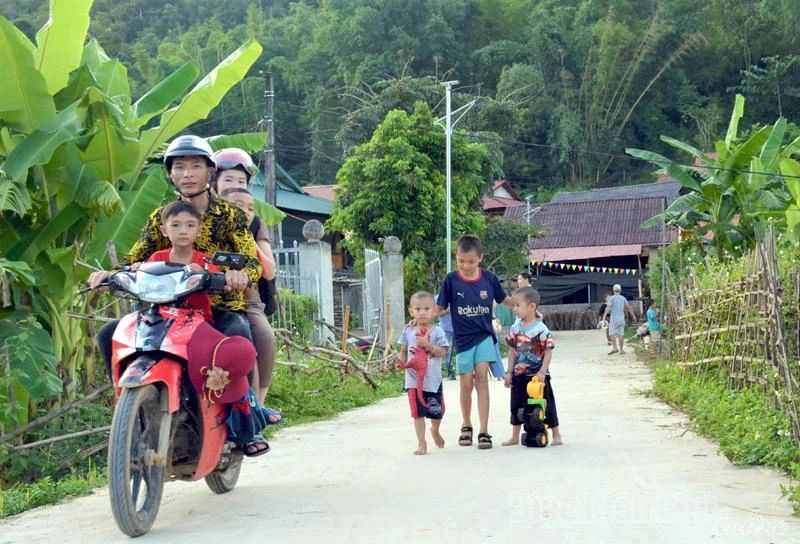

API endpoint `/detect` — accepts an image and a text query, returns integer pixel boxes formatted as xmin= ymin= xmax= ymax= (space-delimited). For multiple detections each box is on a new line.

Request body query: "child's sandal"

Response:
xmin=458 ymin=426 xmax=473 ymax=446
xmin=477 ymin=432 xmax=493 ymax=449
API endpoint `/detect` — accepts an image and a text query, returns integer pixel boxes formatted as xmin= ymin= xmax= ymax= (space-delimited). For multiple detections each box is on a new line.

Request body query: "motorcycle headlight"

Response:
xmin=116 ymin=266 xmax=206 ymax=304
xmin=136 ymin=271 xmax=179 ymax=303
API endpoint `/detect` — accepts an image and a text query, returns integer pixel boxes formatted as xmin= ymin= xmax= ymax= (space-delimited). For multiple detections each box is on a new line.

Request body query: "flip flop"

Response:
xmin=244 ymin=435 xmax=270 ymax=457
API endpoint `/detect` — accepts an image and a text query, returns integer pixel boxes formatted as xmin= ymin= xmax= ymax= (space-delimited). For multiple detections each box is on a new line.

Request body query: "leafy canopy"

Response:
xmin=327 ymin=101 xmax=489 ymax=285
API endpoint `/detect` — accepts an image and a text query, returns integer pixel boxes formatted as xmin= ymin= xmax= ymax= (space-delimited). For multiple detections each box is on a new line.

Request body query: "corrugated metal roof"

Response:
xmin=551 ymin=180 xmax=681 ymax=204
xmin=505 ymin=197 xmax=674 ymax=248
xmin=249 ymin=184 xmax=333 ymax=215
xmin=276 ymin=188 xmax=332 ymax=215
xmin=531 ymin=244 xmax=643 ymax=261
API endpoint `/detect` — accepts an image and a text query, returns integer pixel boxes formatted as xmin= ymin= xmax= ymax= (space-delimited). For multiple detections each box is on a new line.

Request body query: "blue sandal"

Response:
xmin=244 ymin=435 xmax=270 ymax=457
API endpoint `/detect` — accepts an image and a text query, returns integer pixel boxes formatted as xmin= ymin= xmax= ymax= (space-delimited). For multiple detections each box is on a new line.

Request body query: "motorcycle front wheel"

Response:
xmin=108 ymin=384 xmax=165 ymax=537
xmin=205 ymin=451 xmax=243 ymax=494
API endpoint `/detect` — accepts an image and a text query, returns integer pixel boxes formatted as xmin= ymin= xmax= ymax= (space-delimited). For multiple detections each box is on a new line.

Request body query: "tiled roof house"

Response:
xmin=504 ymin=181 xmax=681 ymax=304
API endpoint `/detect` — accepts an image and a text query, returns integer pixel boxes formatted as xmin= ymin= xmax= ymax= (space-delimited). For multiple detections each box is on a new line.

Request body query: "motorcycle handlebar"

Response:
xmin=81 ymin=271 xmax=250 ymax=296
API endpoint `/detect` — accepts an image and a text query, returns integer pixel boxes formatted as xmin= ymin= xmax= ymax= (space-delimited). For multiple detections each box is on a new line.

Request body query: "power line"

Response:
xmin=189 ymin=103 xmax=264 ymax=130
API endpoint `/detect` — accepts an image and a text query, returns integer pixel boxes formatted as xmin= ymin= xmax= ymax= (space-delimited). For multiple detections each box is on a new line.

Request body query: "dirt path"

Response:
xmin=2 ymin=331 xmax=799 ymax=543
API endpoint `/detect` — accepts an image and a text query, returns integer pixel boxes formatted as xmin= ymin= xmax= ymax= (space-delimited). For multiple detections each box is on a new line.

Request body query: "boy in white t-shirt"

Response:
xmin=397 ymin=291 xmax=449 ymax=455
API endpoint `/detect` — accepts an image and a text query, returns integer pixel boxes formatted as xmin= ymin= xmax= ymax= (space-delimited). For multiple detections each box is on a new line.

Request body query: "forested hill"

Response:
xmin=5 ymin=0 xmax=800 ymax=195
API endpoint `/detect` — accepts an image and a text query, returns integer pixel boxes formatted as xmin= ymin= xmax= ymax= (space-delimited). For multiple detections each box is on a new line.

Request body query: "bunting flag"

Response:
xmin=530 ymin=260 xmax=640 ymax=275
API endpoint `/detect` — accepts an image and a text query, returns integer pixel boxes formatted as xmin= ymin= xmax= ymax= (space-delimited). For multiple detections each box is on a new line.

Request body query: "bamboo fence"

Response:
xmin=668 ymin=230 xmax=800 ymax=443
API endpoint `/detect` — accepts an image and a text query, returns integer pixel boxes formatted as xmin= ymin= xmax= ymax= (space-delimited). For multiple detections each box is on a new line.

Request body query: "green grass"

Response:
xmin=0 ymin=354 xmax=404 ymax=519
xmin=263 ymin=356 xmax=404 ymax=433
xmin=651 ymin=363 xmax=800 ymax=514
xmin=0 ymin=460 xmax=106 ymax=519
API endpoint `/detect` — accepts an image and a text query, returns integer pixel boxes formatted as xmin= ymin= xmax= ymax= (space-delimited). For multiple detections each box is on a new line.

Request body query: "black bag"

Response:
xmin=258 ymin=277 xmax=278 ymax=317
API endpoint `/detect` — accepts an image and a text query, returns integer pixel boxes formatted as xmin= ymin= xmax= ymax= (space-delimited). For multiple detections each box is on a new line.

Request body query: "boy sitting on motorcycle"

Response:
xmin=143 ymin=200 xmax=219 ymax=320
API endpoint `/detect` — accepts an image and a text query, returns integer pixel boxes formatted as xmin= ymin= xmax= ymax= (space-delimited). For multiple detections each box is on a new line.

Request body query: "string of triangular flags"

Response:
xmin=532 ymin=260 xmax=638 ymax=275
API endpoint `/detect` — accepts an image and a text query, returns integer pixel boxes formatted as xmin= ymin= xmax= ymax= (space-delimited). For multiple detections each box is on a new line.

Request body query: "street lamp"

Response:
xmin=525 ymin=195 xmax=533 ymax=272
xmin=435 ymin=81 xmax=475 ymax=273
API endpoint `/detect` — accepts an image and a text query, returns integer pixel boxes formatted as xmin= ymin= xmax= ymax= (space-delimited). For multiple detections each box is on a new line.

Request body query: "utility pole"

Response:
xmin=435 ymin=81 xmax=475 ymax=273
xmin=525 ymin=195 xmax=533 ymax=273
xmin=261 ymin=71 xmax=277 ymax=242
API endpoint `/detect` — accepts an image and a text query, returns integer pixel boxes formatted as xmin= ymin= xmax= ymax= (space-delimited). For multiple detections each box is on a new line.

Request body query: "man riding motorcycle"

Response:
xmin=88 ymin=134 xmax=269 ymax=454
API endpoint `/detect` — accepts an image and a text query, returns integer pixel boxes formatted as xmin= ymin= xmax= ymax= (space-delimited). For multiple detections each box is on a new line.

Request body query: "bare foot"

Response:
xmin=430 ymin=429 xmax=445 ymax=448
xmin=413 ymin=442 xmax=427 ymax=455
xmin=551 ymin=431 xmax=564 ymax=446
xmin=501 ymin=437 xmax=519 ymax=446
xmin=619 ymin=350 xmax=626 ymax=354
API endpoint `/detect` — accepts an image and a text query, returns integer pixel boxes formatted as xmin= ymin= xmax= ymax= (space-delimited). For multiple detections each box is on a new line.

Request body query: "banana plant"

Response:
xmin=0 ymin=0 xmax=271 ymax=426
xmin=628 ymin=94 xmax=794 ymax=261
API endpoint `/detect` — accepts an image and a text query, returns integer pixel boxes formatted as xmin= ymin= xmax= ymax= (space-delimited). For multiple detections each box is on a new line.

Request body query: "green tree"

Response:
xmin=481 ymin=215 xmax=538 ymax=279
xmin=327 ymin=101 xmax=489 ymax=287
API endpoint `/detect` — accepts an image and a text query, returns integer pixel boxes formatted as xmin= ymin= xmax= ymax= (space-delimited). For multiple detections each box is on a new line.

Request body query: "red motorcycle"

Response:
xmin=95 ymin=255 xmax=249 ymax=537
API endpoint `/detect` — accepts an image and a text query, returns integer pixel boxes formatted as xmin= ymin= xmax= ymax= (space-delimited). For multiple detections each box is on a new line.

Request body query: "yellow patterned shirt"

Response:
xmin=124 ymin=195 xmax=262 ymax=312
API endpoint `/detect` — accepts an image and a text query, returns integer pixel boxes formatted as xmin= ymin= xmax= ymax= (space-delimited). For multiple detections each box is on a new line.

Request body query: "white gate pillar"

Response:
xmin=298 ymin=220 xmax=334 ymax=342
xmin=381 ymin=236 xmax=405 ymax=345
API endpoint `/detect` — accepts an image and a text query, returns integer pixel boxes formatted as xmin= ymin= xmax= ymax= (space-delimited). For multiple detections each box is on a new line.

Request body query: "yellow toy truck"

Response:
xmin=518 ymin=376 xmax=548 ymax=447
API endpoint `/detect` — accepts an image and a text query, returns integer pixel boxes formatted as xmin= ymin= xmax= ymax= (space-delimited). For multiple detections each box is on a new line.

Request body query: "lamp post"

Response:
xmin=436 ymin=81 xmax=475 ymax=273
xmin=525 ymin=195 xmax=533 ymax=273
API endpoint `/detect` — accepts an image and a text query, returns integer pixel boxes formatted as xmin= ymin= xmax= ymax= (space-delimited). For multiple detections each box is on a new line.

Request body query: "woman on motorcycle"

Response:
xmin=214 ymin=148 xmax=278 ymax=406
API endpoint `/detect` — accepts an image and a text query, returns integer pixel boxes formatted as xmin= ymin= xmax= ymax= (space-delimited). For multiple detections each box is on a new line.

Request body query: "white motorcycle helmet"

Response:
xmin=163 ymin=135 xmax=216 ymax=198
xmin=163 ymin=135 xmax=217 ymax=170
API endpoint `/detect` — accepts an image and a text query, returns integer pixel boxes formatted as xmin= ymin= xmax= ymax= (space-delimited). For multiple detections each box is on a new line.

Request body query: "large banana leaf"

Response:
xmin=33 ymin=0 xmax=92 ymax=95
xmin=133 ymin=62 xmax=200 ymax=129
xmin=1 ymin=102 xmax=82 ymax=182
xmin=88 ymin=57 xmax=131 ymax=107
xmin=726 ymin=124 xmax=770 ymax=175
xmin=5 ymin=201 xmax=85 ymax=261
xmin=253 ymin=198 xmax=286 ymax=226
xmin=759 ymin=118 xmax=787 ymax=168
xmin=724 ymin=94 xmax=745 ymax=147
xmin=0 ymin=258 xmax=35 ymax=284
xmin=84 ymin=167 xmax=168 ymax=265
xmin=136 ymin=39 xmax=263 ymax=173
xmin=661 ymin=136 xmax=710 ymax=165
xmin=79 ymin=88 xmax=139 ymax=184
xmin=626 ymin=148 xmax=702 ymax=192
xmin=781 ymin=158 xmax=800 ymax=238
xmin=207 ymin=132 xmax=267 ymax=152
xmin=0 ymin=16 xmax=56 ymax=132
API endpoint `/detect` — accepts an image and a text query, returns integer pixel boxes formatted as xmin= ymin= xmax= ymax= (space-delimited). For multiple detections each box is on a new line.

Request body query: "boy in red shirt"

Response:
xmin=145 ymin=200 xmax=218 ymax=320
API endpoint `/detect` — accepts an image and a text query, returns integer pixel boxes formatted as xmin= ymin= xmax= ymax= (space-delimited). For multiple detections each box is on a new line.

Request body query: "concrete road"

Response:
xmin=2 ymin=331 xmax=799 ymax=543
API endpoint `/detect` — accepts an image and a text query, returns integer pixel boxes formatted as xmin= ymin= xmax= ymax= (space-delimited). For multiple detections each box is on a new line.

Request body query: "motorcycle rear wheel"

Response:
xmin=205 ymin=452 xmax=243 ymax=494
xmin=108 ymin=384 xmax=165 ymax=537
